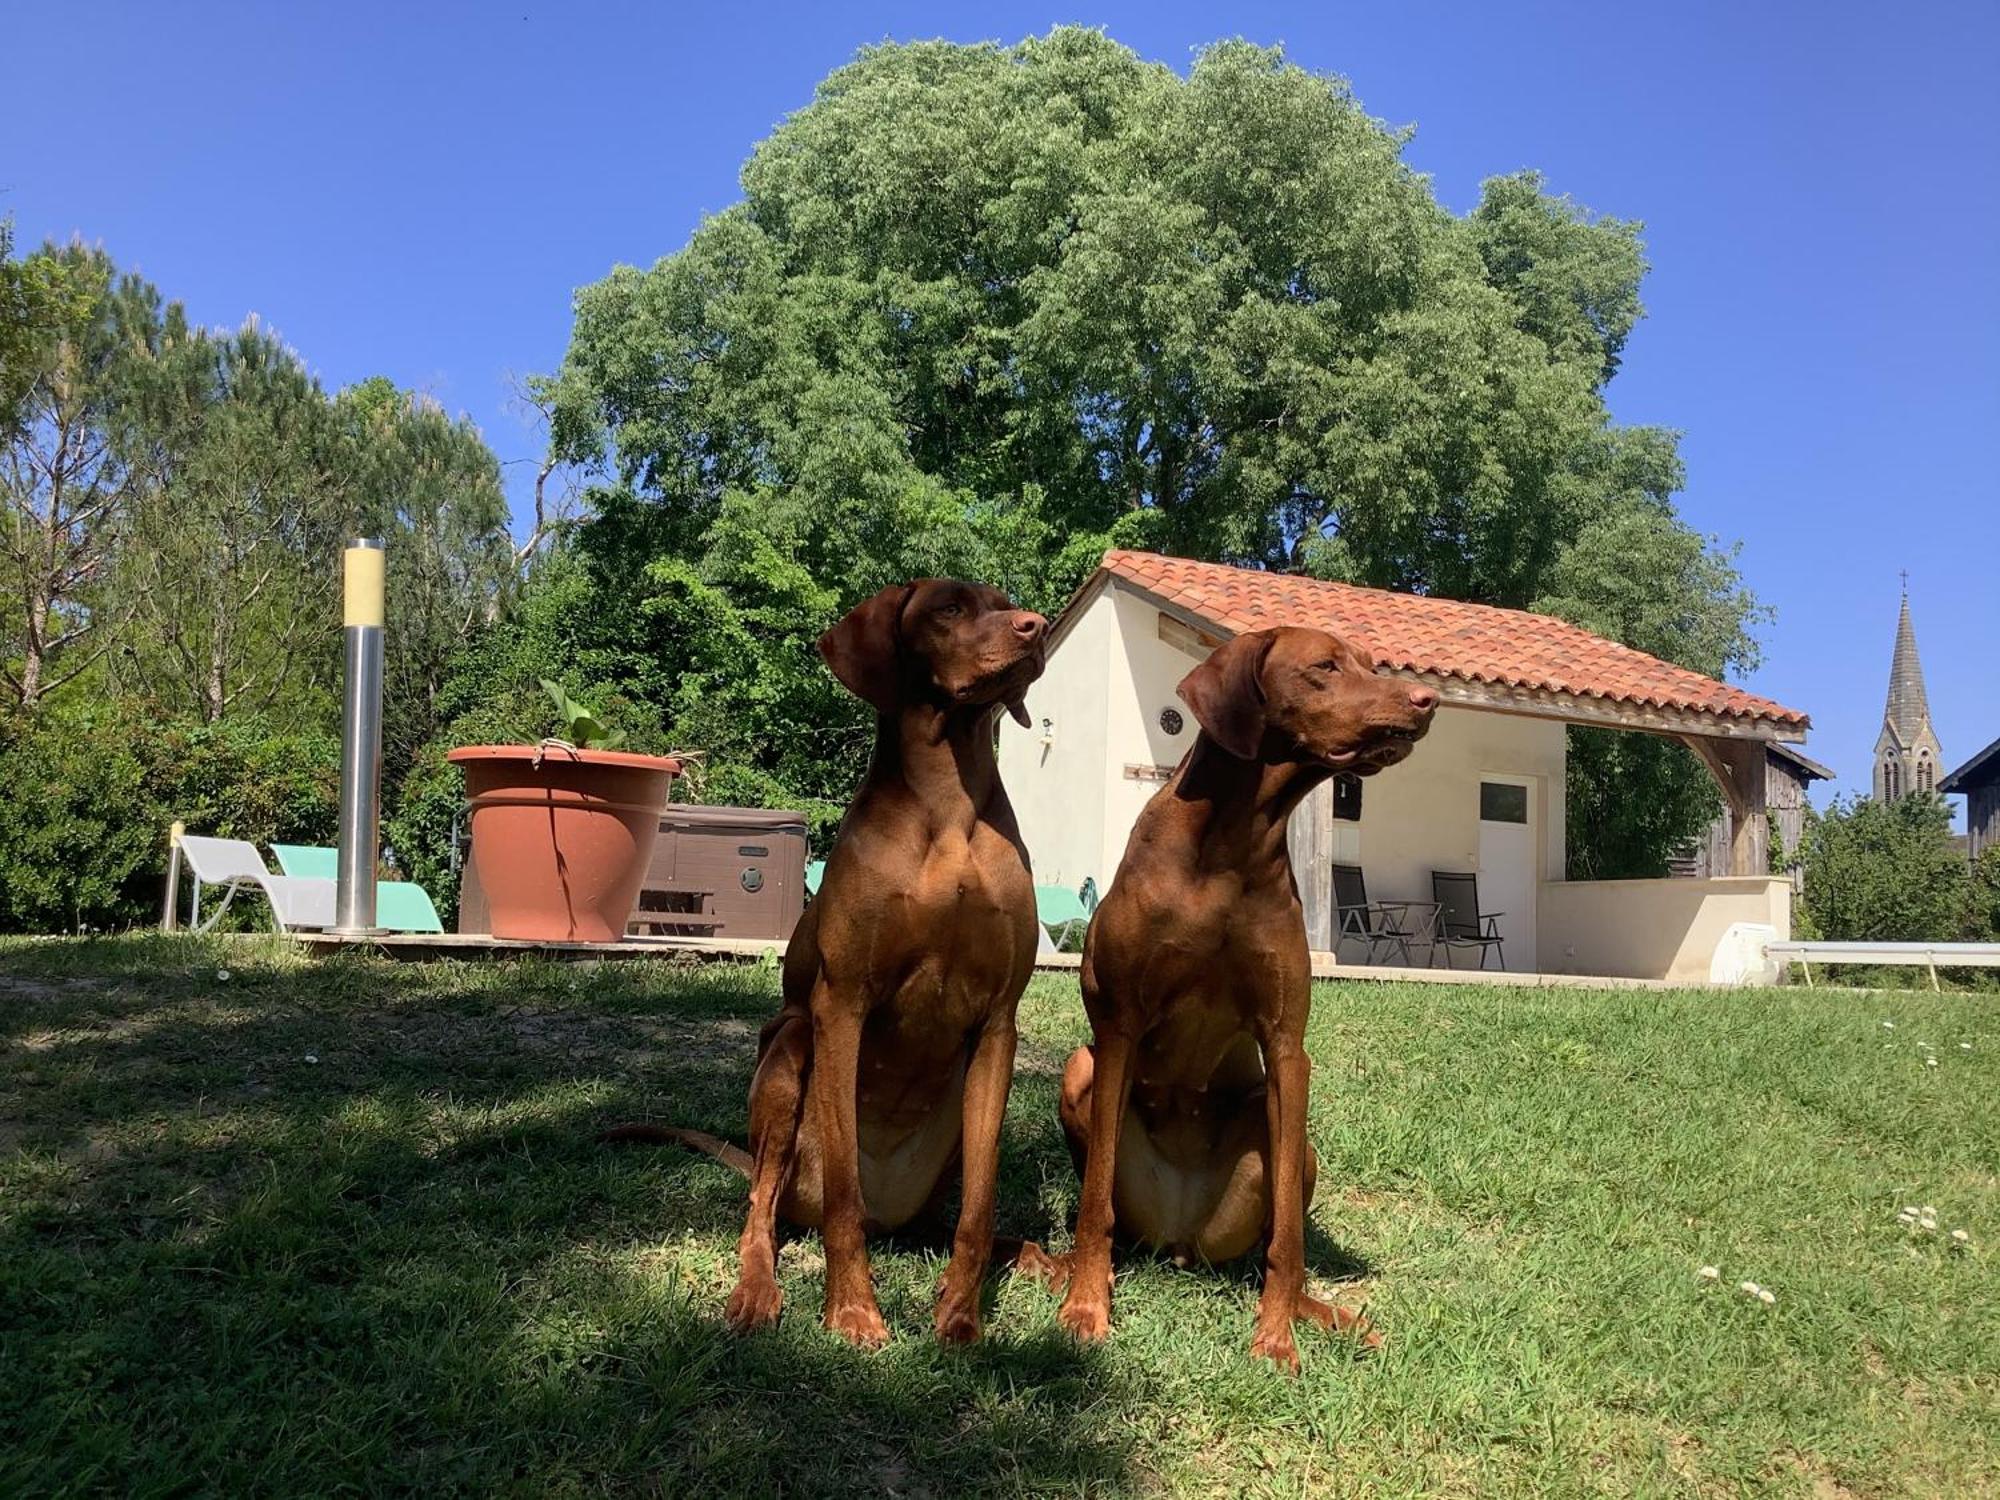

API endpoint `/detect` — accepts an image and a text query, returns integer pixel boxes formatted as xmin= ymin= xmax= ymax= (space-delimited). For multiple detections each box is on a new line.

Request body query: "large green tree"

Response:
xmin=1 ymin=241 xmax=180 ymax=709
xmin=335 ymin=377 xmax=514 ymax=773
xmin=537 ymin=30 xmax=1760 ymax=866
xmin=115 ymin=321 xmax=349 ymax=725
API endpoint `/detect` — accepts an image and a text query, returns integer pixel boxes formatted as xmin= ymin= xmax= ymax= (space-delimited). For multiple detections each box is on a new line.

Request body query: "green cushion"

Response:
xmin=270 ymin=843 xmax=338 ymax=879
xmin=268 ymin=844 xmax=443 ymax=933
xmin=1034 ymin=885 xmax=1090 ymax=927
xmin=375 ymin=882 xmax=444 ymax=934
xmin=805 ymin=860 xmax=826 ymax=896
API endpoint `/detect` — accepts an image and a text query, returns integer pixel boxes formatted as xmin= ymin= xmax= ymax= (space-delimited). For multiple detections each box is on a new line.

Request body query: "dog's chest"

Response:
xmin=888 ymin=828 xmax=1031 ymax=1006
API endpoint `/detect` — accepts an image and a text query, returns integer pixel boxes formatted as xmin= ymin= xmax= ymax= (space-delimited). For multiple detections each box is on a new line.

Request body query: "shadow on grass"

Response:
xmin=0 ymin=937 xmax=1144 ymax=1496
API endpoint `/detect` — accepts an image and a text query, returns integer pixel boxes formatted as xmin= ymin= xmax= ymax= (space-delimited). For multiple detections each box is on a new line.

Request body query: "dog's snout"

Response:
xmin=1011 ymin=611 xmax=1047 ymax=641
xmin=1407 ymin=685 xmax=1439 ymax=714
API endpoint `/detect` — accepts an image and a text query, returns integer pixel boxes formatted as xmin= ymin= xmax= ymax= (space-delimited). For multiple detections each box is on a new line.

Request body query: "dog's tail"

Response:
xmin=599 ymin=1122 xmax=753 ymax=1177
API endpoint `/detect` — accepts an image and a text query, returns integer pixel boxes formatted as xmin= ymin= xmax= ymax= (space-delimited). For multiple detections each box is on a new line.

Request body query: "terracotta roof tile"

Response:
xmin=1099 ymin=550 xmax=1809 ymax=730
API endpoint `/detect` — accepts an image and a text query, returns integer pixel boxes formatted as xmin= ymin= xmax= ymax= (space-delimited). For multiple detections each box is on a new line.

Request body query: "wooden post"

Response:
xmin=1680 ymin=735 xmax=1769 ymax=877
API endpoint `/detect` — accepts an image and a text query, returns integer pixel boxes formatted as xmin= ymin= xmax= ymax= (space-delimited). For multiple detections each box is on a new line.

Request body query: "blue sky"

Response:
xmin=5 ymin=2 xmax=1994 ymax=806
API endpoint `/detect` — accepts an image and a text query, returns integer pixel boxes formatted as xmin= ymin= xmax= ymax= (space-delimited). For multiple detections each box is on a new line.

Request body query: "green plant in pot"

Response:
xmin=448 ymin=684 xmax=679 ymax=942
xmin=539 ymin=679 xmax=626 ymax=751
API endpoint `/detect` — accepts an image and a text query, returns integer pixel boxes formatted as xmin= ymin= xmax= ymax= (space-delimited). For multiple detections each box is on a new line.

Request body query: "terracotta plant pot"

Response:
xmin=448 ymin=745 xmax=680 ymax=942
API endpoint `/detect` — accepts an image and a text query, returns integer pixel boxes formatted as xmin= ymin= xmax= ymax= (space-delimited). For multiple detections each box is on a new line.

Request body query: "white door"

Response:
xmin=1475 ymin=777 xmax=1537 ymax=972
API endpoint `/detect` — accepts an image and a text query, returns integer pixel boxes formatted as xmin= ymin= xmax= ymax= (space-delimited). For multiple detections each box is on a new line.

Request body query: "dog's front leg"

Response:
xmin=724 ymin=1012 xmax=810 ymax=1332
xmin=809 ymin=990 xmax=888 ymax=1347
xmin=935 ymin=1016 xmax=1017 ymax=1343
xmin=1058 ymin=1023 xmax=1135 ymax=1341
xmin=1250 ymin=1031 xmax=1312 ymax=1372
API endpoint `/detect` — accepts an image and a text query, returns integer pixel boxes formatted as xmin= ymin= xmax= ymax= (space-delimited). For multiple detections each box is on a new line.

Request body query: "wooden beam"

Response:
xmin=1681 ymin=735 xmax=1769 ymax=876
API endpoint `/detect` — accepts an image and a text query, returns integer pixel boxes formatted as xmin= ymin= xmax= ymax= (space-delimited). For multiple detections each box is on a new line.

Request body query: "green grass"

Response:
xmin=1 ymin=935 xmax=1994 ymax=1497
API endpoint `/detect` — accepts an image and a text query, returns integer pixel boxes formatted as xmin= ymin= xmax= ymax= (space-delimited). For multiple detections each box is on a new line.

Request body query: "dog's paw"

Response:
xmin=724 ymin=1276 xmax=783 ymax=1333
xmin=933 ymin=1289 xmax=983 ymax=1345
xmin=1298 ymin=1294 xmax=1384 ymax=1352
xmin=1011 ymin=1242 xmax=1070 ymax=1292
xmin=824 ymin=1298 xmax=891 ymax=1349
xmin=1249 ymin=1322 xmax=1302 ymax=1375
xmin=1057 ymin=1294 xmax=1112 ymax=1343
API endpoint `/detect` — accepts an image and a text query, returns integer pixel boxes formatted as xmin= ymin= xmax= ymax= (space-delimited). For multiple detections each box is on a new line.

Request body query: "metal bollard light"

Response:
xmin=334 ymin=538 xmax=386 ymax=935
xmin=161 ymin=819 xmax=185 ymax=931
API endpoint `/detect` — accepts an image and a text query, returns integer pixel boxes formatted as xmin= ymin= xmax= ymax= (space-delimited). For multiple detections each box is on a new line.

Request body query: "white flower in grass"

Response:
xmin=1951 ymin=1229 xmax=1971 ymax=1245
xmin=1897 ymin=1210 xmax=1917 ymax=1225
xmin=304 ymin=1053 xmax=320 ymax=1065
xmin=1962 ymin=1043 xmax=1974 ymax=1051
xmin=1882 ymin=1020 xmax=1896 ymax=1029
xmin=1738 ymin=1280 xmax=1760 ymax=1296
xmin=1697 ymin=1265 xmax=1720 ymax=1281
xmin=1920 ymin=1217 xmax=1938 ymax=1232
xmin=1923 ymin=1205 xmax=1937 ymax=1216
xmin=1757 ymin=1288 xmax=1776 ymax=1304
xmin=1926 ymin=1057 xmax=1939 ymax=1068
xmin=217 ymin=969 xmax=231 ymax=982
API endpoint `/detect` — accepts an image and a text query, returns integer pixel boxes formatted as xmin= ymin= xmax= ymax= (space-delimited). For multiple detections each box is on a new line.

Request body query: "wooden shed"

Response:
xmin=1687 ymin=742 xmax=1834 ymax=884
xmin=1941 ymin=735 xmax=2000 ymax=862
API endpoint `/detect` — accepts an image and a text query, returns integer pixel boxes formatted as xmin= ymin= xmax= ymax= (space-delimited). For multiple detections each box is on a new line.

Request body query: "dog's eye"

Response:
xmin=936 ymin=602 xmax=963 ymax=620
xmin=1315 ymin=659 xmax=1339 ymax=673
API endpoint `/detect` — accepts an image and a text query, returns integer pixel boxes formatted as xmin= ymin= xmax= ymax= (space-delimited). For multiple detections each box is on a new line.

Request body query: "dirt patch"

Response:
xmin=0 ymin=975 xmax=106 ymax=1001
xmin=1777 ymin=1450 xmax=1862 ymax=1500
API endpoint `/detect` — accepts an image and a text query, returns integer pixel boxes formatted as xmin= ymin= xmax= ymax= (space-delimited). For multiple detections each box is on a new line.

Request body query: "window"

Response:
xmin=1333 ymin=773 xmax=1362 ymax=822
xmin=1884 ymin=760 xmax=1901 ymax=799
xmin=1479 ymin=781 xmax=1529 ymax=824
xmin=1918 ymin=755 xmax=1933 ymax=794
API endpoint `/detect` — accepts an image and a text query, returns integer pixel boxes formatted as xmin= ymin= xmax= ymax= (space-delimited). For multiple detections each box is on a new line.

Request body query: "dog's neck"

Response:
xmin=864 ymin=700 xmax=1006 ymax=820
xmin=1167 ymin=734 xmax=1329 ymax=875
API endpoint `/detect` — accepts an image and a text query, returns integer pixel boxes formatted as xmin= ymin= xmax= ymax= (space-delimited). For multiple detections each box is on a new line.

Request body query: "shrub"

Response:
xmin=0 ymin=703 xmax=338 ymax=933
xmin=1798 ymin=793 xmax=1969 ymax=944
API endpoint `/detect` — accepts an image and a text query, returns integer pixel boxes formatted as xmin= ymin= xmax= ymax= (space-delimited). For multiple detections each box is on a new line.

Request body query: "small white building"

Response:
xmin=999 ymin=551 xmax=1815 ymax=985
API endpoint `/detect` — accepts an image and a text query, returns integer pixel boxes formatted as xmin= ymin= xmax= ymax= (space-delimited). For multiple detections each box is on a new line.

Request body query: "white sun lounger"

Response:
xmin=172 ymin=835 xmax=336 ymax=932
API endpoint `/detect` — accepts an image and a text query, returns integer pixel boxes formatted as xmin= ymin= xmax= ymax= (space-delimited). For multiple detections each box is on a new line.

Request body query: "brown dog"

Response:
xmin=1051 ymin=625 xmax=1437 ymax=1371
xmin=716 ymin=578 xmax=1046 ymax=1346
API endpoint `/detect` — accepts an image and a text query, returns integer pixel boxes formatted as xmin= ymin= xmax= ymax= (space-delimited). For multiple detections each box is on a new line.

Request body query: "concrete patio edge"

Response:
xmin=285 ymin=930 xmax=1687 ymax=988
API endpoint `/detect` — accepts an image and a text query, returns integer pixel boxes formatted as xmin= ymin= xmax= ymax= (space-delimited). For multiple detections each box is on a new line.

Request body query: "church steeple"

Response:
xmin=1874 ymin=576 xmax=1944 ymax=801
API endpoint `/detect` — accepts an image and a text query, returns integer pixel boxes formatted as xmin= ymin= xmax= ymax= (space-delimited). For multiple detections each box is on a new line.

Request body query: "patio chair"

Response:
xmin=1035 ymin=880 xmax=1097 ymax=951
xmin=269 ymin=844 xmax=445 ymax=933
xmin=1430 ymin=870 xmax=1506 ymax=971
xmin=173 ymin=836 xmax=335 ymax=933
xmin=1331 ymin=864 xmax=1435 ymax=966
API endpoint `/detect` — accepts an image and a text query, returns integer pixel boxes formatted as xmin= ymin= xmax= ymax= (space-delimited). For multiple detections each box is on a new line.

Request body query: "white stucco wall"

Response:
xmin=996 ymin=585 xmax=1117 ymax=891
xmin=1539 ymin=875 xmax=1792 ymax=983
xmin=1097 ymin=583 xmax=1216 ymax=877
xmin=1347 ymin=704 xmax=1568 ymax=911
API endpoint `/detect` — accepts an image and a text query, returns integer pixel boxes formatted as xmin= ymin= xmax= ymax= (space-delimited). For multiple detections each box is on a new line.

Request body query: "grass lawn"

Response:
xmin=1 ymin=936 xmax=1995 ymax=1497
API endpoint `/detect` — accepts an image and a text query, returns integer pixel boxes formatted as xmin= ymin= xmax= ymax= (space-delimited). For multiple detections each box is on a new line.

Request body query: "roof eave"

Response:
xmin=1769 ymin=741 xmax=1837 ymax=781
xmin=1940 ymin=734 xmax=2000 ymax=793
xmin=1093 ymin=569 xmax=1808 ymax=743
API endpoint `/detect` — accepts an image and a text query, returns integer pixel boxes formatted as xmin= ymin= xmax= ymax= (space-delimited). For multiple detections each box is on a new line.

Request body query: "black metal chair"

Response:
xmin=1430 ymin=870 xmax=1506 ymax=970
xmin=1332 ymin=864 xmax=1436 ymax=966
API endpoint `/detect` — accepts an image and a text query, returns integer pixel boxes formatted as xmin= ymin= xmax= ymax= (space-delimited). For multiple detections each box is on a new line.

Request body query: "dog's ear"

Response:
xmin=819 ymin=584 xmax=915 ymax=711
xmin=1177 ymin=631 xmax=1274 ymax=760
